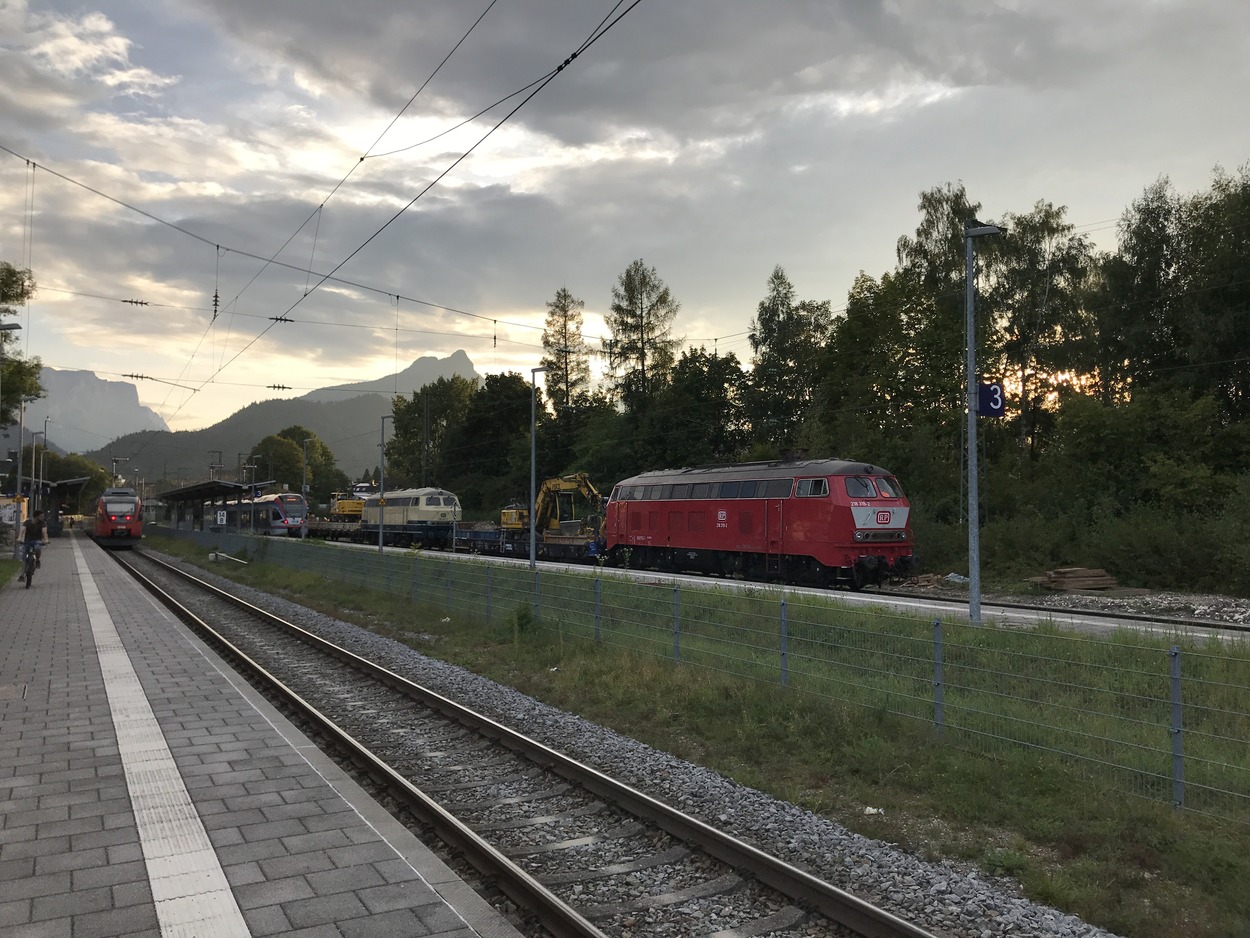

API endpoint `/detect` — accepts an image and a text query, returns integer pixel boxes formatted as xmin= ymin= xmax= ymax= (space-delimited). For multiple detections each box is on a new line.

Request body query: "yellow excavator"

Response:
xmin=328 ymin=491 xmax=366 ymax=522
xmin=499 ymin=472 xmax=604 ymax=559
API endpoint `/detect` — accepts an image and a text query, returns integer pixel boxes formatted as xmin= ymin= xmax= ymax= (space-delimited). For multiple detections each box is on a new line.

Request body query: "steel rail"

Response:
xmin=874 ymin=586 xmax=1250 ymax=633
xmin=112 ymin=551 xmax=609 ymax=938
xmin=123 ymin=548 xmax=937 ymax=938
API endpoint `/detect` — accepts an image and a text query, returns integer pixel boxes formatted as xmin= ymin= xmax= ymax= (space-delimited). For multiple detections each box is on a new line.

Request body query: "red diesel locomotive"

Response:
xmin=94 ymin=486 xmax=143 ymax=548
xmin=603 ymin=458 xmax=914 ymax=589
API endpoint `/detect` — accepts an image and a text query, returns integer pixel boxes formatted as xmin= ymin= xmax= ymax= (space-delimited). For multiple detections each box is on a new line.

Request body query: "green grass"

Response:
xmin=147 ymin=533 xmax=1250 ymax=938
xmin=1 ymin=556 xmax=20 ymax=585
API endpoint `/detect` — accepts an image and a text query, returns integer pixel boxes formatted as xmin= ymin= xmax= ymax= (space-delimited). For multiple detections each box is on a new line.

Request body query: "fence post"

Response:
xmin=1169 ymin=645 xmax=1184 ymax=808
xmin=486 ymin=565 xmax=493 ymax=623
xmin=673 ymin=585 xmax=681 ymax=662
xmin=594 ymin=577 xmax=602 ymax=643
xmin=933 ymin=618 xmax=944 ymax=737
xmin=780 ymin=599 xmax=789 ymax=687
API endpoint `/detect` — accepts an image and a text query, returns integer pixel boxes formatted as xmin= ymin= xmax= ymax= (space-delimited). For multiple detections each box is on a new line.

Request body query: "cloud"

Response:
xmin=1 ymin=0 xmax=1247 ymax=433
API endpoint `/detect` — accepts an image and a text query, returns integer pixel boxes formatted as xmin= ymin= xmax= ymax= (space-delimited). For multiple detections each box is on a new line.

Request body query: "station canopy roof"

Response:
xmin=158 ymin=480 xmax=250 ymax=504
xmin=49 ymin=476 xmax=93 ymax=499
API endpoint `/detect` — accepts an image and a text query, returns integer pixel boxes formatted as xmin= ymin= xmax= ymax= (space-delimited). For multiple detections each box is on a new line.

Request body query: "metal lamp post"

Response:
xmin=12 ymin=395 xmax=37 ymax=558
xmin=378 ymin=415 xmax=392 ymax=553
xmin=529 ymin=366 xmax=547 ymax=571
xmin=28 ymin=430 xmax=43 ymax=514
xmin=39 ymin=450 xmax=48 ymax=516
xmin=964 ymin=218 xmax=1006 ymax=627
xmin=0 ymin=323 xmax=20 ymax=550
xmin=248 ymin=455 xmax=261 ymax=534
xmin=301 ymin=437 xmax=313 ymax=538
xmin=37 ymin=417 xmax=50 ymax=513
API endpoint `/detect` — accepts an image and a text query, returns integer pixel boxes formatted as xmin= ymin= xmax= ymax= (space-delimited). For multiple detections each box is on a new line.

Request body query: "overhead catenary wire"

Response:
xmin=188 ymin=2 xmax=643 ymax=397
xmin=0 ymin=4 xmax=646 ymax=463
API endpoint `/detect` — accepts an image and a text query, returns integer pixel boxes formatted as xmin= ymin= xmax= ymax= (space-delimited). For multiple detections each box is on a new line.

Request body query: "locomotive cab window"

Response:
xmin=844 ymin=477 xmax=876 ymax=499
xmin=876 ymin=476 xmax=904 ymax=498
xmin=795 ymin=478 xmax=829 ymax=498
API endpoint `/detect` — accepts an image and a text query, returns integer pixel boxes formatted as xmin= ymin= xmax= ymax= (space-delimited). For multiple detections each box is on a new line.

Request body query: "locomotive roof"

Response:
xmin=615 ymin=458 xmax=896 ymax=487
xmin=101 ymin=487 xmax=138 ymax=497
xmin=363 ymin=487 xmax=459 ymax=500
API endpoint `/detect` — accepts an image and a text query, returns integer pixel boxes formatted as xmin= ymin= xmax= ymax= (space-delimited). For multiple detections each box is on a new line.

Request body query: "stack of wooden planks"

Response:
xmin=1030 ymin=567 xmax=1119 ymax=591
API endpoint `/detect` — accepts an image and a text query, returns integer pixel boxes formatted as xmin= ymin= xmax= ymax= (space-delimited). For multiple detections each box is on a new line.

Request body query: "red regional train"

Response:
xmin=602 ymin=458 xmax=914 ymax=589
xmin=94 ymin=486 xmax=143 ymax=548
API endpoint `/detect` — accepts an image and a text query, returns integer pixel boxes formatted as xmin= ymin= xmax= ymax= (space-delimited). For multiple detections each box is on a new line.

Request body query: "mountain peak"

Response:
xmin=300 ymin=350 xmax=480 ymax=404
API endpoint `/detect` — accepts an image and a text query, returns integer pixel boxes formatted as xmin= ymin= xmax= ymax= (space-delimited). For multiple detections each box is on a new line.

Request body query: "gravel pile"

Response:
xmin=173 ymin=555 xmax=1122 ymax=938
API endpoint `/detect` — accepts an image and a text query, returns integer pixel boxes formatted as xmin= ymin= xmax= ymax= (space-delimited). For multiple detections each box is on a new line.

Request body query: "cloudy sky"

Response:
xmin=1 ymin=0 xmax=1246 ymax=438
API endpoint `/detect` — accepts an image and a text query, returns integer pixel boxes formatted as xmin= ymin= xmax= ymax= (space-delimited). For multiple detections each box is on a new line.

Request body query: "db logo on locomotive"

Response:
xmin=876 ymin=510 xmax=891 ymax=525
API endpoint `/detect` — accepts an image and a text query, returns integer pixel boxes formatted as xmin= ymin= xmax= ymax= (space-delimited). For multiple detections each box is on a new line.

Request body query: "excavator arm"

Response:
xmin=533 ymin=473 xmax=602 ymax=531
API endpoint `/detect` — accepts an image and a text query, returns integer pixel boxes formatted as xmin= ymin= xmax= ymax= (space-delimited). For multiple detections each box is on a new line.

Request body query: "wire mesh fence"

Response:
xmin=172 ymin=529 xmax=1250 ymax=824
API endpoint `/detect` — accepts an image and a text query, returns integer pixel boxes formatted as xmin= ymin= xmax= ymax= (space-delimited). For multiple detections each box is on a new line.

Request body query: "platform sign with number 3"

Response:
xmin=978 ymin=379 xmax=1006 ymax=417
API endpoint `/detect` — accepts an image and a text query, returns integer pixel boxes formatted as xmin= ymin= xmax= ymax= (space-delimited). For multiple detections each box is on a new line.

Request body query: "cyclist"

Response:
xmin=22 ymin=509 xmax=49 ymax=569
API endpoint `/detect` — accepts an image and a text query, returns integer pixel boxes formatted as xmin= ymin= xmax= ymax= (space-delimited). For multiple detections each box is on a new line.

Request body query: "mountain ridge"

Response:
xmin=78 ymin=351 xmax=480 ymax=486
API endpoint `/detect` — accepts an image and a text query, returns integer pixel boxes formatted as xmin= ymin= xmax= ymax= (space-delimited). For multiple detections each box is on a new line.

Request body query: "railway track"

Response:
xmin=869 ymin=584 xmax=1250 ymax=635
xmin=298 ymin=536 xmax=1248 ymax=636
xmin=113 ymin=549 xmax=938 ymax=938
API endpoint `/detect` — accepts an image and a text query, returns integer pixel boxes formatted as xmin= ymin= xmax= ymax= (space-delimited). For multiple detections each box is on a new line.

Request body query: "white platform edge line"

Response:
xmin=72 ymin=538 xmax=250 ymax=937
xmin=128 ymin=560 xmax=497 ymax=936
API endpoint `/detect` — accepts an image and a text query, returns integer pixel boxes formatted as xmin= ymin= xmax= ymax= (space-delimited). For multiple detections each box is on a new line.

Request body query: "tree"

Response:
xmin=541 ymin=287 xmax=593 ymax=413
xmin=387 ymin=375 xmax=478 ymax=488
xmin=540 ymin=287 xmax=596 ymax=472
xmin=604 ymin=259 xmax=681 ymax=412
xmin=1087 ymin=165 xmax=1250 ymax=418
xmin=271 ymin=425 xmax=349 ymax=506
xmin=248 ymin=434 xmax=303 ymax=492
xmin=982 ymin=201 xmax=1095 ymax=455
xmin=438 ymin=372 xmax=533 ymax=507
xmin=814 ymin=270 xmax=915 ymax=445
xmin=1174 ymin=164 xmax=1250 ymax=419
xmin=1087 ymin=178 xmax=1184 ymax=403
xmin=568 ymin=394 xmax=635 ymax=486
xmin=643 ymin=348 xmax=748 ymax=467
xmin=745 ymin=265 xmax=832 ymax=451
xmin=894 ymin=183 xmax=985 ymax=422
xmin=1 ymin=261 xmax=41 ymax=426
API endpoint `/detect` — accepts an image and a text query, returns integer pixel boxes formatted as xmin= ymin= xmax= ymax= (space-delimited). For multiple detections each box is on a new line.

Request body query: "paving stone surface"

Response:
xmin=1 ymin=533 xmax=521 ymax=937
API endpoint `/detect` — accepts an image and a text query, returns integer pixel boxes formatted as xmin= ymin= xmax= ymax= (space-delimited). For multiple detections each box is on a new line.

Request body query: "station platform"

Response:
xmin=0 ymin=531 xmax=522 ymax=938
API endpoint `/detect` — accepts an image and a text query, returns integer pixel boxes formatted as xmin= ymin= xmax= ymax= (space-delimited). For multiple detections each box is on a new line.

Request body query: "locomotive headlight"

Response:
xmin=854 ymin=530 xmax=865 ymax=541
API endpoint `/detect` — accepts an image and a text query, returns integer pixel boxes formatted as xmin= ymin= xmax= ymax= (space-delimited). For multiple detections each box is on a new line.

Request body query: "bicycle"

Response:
xmin=22 ymin=542 xmax=41 ymax=588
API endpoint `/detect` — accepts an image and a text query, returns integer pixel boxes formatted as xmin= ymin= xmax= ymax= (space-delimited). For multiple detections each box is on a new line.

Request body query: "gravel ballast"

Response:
xmin=170 ymin=553 xmax=1126 ymax=938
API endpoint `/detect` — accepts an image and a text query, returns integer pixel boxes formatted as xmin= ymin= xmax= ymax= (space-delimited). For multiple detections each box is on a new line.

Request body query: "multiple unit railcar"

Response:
xmin=94 ymin=486 xmax=143 ymax=548
xmin=602 ymin=458 xmax=914 ymax=589
xmin=209 ymin=493 xmax=309 ymax=536
xmin=360 ymin=487 xmax=462 ymax=548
